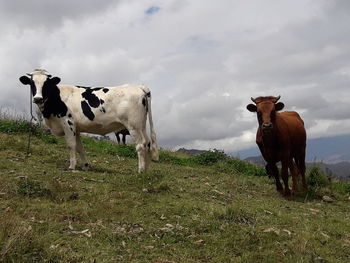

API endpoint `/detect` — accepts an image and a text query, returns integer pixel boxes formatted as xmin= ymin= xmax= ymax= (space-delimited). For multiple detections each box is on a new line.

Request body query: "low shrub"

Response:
xmin=305 ymin=166 xmax=332 ymax=199
xmin=224 ymin=158 xmax=267 ymax=177
xmin=16 ymin=179 xmax=52 ymax=198
xmin=193 ymin=149 xmax=228 ymax=166
xmin=159 ymin=152 xmax=190 ymax=165
xmin=307 ymin=166 xmax=331 ymax=188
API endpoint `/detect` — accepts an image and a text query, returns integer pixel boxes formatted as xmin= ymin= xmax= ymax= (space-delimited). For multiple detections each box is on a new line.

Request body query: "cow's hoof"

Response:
xmin=284 ymin=190 xmax=292 ymax=200
xmin=277 ymin=188 xmax=284 ymax=195
xmin=82 ymin=163 xmax=89 ymax=171
xmin=284 ymin=195 xmax=292 ymax=201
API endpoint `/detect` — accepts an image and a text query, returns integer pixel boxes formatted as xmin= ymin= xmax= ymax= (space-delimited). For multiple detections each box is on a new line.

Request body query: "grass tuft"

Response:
xmin=16 ymin=179 xmax=52 ymax=198
xmin=215 ymin=206 xmax=256 ymax=225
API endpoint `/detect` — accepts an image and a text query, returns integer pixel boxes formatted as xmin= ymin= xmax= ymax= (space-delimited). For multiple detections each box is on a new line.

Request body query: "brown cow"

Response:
xmin=115 ymin=129 xmax=130 ymax=145
xmin=246 ymin=96 xmax=307 ymax=198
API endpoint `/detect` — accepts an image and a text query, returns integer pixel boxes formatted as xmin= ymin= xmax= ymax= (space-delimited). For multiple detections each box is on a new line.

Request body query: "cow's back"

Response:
xmin=57 ymin=84 xmax=147 ymax=135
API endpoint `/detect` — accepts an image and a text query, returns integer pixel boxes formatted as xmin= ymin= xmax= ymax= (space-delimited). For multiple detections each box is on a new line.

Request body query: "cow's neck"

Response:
xmin=261 ymin=127 xmax=278 ymax=148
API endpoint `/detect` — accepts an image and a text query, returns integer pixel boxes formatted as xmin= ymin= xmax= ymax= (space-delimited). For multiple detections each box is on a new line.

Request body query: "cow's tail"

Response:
xmin=141 ymin=86 xmax=159 ymax=161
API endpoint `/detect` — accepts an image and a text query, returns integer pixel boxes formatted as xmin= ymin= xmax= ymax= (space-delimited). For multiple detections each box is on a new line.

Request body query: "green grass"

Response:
xmin=0 ymin=118 xmax=350 ymax=262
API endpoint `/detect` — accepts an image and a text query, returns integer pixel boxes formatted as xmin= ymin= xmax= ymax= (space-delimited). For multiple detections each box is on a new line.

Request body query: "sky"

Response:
xmin=1 ymin=0 xmax=350 ymax=153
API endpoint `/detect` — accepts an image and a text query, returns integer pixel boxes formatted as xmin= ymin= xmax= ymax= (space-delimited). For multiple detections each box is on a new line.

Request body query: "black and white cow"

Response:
xmin=19 ymin=69 xmax=159 ymax=172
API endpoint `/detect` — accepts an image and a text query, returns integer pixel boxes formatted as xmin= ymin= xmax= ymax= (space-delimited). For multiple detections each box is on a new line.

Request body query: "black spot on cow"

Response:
xmin=69 ymin=127 xmax=76 ymax=136
xmin=100 ymin=99 xmax=104 ymax=105
xmin=100 ymin=107 xmax=106 ymax=113
xmin=81 ymin=88 xmax=101 ymax=108
xmin=41 ymin=77 xmax=68 ymax=119
xmin=68 ymin=113 xmax=72 ymax=118
xmin=30 ymin=82 xmax=37 ymax=96
xmin=81 ymin=100 xmax=95 ymax=121
xmin=103 ymin=88 xmax=109 ymax=93
xmin=19 ymin=76 xmax=37 ymax=96
xmin=67 ymin=120 xmax=73 ymax=126
xmin=142 ymin=97 xmax=147 ymax=107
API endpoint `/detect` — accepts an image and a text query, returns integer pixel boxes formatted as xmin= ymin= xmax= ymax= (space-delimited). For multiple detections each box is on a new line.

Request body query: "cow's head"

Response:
xmin=19 ymin=69 xmax=61 ymax=105
xmin=246 ymin=96 xmax=284 ymax=132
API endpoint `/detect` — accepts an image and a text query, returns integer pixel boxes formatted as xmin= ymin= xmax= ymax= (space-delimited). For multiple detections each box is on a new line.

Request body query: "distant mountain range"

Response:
xmin=176 ymin=148 xmax=208 ymax=155
xmin=234 ymin=134 xmax=350 ymax=162
xmin=177 ymin=141 xmax=350 ymax=178
xmin=244 ymin=156 xmax=350 ymax=178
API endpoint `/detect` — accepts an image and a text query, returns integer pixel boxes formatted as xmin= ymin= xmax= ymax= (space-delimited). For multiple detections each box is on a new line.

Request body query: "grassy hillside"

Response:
xmin=0 ymin=119 xmax=350 ymax=263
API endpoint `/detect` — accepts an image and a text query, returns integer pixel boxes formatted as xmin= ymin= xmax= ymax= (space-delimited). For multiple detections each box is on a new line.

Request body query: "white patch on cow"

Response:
xmin=31 ymin=69 xmax=49 ymax=101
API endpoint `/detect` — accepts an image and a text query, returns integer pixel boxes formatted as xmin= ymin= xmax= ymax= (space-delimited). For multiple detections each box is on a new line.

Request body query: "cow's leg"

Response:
xmin=122 ymin=134 xmax=126 ymax=145
xmin=281 ymin=159 xmax=291 ymax=197
xmin=62 ymin=121 xmax=77 ymax=170
xmin=267 ymin=163 xmax=283 ymax=193
xmin=128 ymin=128 xmax=149 ymax=173
xmin=76 ymin=132 xmax=89 ymax=170
xmin=115 ymin=133 xmax=121 ymax=144
xmin=289 ymin=159 xmax=299 ymax=195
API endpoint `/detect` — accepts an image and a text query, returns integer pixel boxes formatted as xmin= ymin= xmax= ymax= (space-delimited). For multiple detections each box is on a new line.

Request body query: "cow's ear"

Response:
xmin=275 ymin=102 xmax=284 ymax=111
xmin=50 ymin=77 xmax=61 ymax=85
xmin=19 ymin=76 xmax=31 ymax=85
xmin=246 ymin=104 xmax=257 ymax=112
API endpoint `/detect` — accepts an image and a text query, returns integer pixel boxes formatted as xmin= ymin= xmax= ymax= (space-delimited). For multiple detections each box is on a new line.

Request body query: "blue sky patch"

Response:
xmin=145 ymin=6 xmax=160 ymax=15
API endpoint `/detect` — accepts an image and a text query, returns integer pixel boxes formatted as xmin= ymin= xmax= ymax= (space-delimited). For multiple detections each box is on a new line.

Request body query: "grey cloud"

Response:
xmin=0 ymin=0 xmax=118 ymax=29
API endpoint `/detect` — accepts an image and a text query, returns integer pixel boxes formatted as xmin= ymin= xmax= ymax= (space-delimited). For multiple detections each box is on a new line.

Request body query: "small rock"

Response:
xmin=49 ymin=244 xmax=60 ymax=250
xmin=144 ymin=245 xmax=154 ymax=250
xmin=282 ymin=229 xmax=292 ymax=235
xmin=309 ymin=208 xmax=320 ymax=214
xmin=5 ymin=207 xmax=13 ymax=212
xmin=263 ymin=227 xmax=280 ymax=235
xmin=193 ymin=239 xmax=205 ymax=245
xmin=322 ymin=196 xmax=333 ymax=203
xmin=321 ymin=232 xmax=330 ymax=239
xmin=213 ymin=189 xmax=224 ymax=195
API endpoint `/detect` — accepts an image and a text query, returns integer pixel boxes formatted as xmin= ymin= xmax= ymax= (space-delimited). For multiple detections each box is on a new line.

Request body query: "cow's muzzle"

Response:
xmin=33 ymin=97 xmax=44 ymax=104
xmin=262 ymin=123 xmax=273 ymax=131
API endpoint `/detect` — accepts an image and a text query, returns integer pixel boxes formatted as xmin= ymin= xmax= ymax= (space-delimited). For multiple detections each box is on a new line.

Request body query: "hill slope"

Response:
xmin=0 ymin=121 xmax=350 ymax=262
